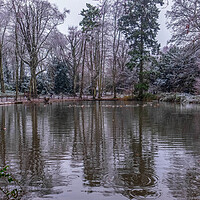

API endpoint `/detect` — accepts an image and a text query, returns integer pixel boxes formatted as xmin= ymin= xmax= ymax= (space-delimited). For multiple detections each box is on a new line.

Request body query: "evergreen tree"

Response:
xmin=54 ymin=60 xmax=72 ymax=95
xmin=155 ymin=46 xmax=199 ymax=94
xmin=119 ymin=0 xmax=163 ymax=99
xmin=37 ymin=73 xmax=52 ymax=95
xmin=80 ymin=3 xmax=100 ymax=33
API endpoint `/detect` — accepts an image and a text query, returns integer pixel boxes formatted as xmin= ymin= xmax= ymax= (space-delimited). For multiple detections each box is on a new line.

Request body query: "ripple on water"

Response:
xmin=102 ymin=172 xmax=160 ymax=198
xmin=129 ymin=188 xmax=161 ymax=199
xmin=103 ymin=172 xmax=159 ymax=186
xmin=120 ymin=173 xmax=159 ymax=187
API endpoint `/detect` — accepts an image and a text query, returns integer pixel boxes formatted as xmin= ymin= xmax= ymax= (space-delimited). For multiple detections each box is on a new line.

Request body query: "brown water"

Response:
xmin=0 ymin=101 xmax=200 ymax=200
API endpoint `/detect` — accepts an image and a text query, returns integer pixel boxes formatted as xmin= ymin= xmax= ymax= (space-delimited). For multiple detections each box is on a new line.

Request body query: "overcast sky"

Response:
xmin=49 ymin=0 xmax=172 ymax=47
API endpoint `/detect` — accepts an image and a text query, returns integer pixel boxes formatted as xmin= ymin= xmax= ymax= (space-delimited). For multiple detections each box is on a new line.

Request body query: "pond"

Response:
xmin=0 ymin=101 xmax=200 ymax=200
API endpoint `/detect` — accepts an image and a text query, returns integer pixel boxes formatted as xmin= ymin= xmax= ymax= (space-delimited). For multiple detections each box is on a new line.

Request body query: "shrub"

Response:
xmin=0 ymin=166 xmax=24 ymax=199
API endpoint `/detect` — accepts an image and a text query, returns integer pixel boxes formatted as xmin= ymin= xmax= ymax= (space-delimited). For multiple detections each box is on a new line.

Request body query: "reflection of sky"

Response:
xmin=155 ymin=139 xmax=197 ymax=200
xmin=156 ymin=145 xmax=178 ymax=200
xmin=49 ymin=0 xmax=172 ymax=47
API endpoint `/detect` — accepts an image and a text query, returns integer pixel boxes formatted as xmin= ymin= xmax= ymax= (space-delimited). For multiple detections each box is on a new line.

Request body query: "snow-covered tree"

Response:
xmin=11 ymin=0 xmax=68 ymax=98
xmin=0 ymin=0 xmax=11 ymax=93
xmin=53 ymin=60 xmax=72 ymax=95
xmin=167 ymin=0 xmax=200 ymax=45
xmin=119 ymin=0 xmax=163 ymax=99
xmin=155 ymin=45 xmax=199 ymax=93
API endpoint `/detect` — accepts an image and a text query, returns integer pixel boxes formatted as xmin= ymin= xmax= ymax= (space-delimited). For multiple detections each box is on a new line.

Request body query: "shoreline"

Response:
xmin=1 ymin=93 xmax=200 ymax=106
xmin=0 ymin=96 xmax=120 ymax=106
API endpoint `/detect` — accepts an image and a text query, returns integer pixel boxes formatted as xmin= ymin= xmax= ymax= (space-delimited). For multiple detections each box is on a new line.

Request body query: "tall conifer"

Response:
xmin=119 ymin=0 xmax=163 ymax=99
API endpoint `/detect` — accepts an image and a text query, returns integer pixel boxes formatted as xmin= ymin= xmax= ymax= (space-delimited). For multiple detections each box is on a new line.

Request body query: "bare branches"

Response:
xmin=167 ymin=0 xmax=200 ymax=45
xmin=11 ymin=0 xmax=67 ymax=97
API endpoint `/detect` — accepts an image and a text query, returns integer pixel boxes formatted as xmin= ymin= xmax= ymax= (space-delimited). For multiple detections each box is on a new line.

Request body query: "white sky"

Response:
xmin=49 ymin=0 xmax=172 ymax=47
xmin=158 ymin=0 xmax=172 ymax=47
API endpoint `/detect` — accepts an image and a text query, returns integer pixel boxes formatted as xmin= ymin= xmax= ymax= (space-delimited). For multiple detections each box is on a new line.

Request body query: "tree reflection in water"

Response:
xmin=70 ymin=102 xmax=159 ymax=199
xmin=0 ymin=107 xmax=6 ymax=166
xmin=0 ymin=102 xmax=199 ymax=199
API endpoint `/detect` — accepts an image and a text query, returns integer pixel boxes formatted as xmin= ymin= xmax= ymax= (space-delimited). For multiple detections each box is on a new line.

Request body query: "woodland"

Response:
xmin=0 ymin=0 xmax=199 ymax=101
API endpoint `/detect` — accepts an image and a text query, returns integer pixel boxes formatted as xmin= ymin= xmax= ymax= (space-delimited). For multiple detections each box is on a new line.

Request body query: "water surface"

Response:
xmin=0 ymin=101 xmax=200 ymax=199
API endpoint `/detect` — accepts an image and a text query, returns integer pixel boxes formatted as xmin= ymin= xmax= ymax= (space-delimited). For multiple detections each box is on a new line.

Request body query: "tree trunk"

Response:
xmin=19 ymin=59 xmax=24 ymax=91
xmin=73 ymin=74 xmax=77 ymax=97
xmin=93 ymin=82 xmax=97 ymax=99
xmin=72 ymin=48 xmax=77 ymax=97
xmin=138 ymin=59 xmax=144 ymax=99
xmin=29 ymin=52 xmax=38 ymax=99
xmin=15 ymin=24 xmax=19 ymax=101
xmin=113 ymin=75 xmax=117 ymax=98
xmin=94 ymin=35 xmax=100 ymax=100
xmin=29 ymin=66 xmax=37 ymax=99
xmin=139 ymin=16 xmax=144 ymax=100
xmin=15 ymin=53 xmax=19 ymax=101
xmin=79 ymin=39 xmax=86 ymax=99
xmin=113 ymin=53 xmax=117 ymax=99
xmin=89 ymin=43 xmax=96 ymax=99
xmin=0 ymin=44 xmax=5 ymax=93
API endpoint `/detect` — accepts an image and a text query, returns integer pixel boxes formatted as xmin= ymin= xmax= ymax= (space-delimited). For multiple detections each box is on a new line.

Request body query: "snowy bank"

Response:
xmin=158 ymin=93 xmax=200 ymax=104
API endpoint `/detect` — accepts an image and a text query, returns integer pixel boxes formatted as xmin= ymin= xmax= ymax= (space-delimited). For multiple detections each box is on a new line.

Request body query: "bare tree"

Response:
xmin=0 ymin=0 xmax=10 ymax=93
xmin=167 ymin=0 xmax=200 ymax=45
xmin=109 ymin=0 xmax=123 ymax=98
xmin=79 ymin=33 xmax=87 ymax=99
xmin=11 ymin=0 xmax=68 ymax=98
xmin=97 ymin=0 xmax=109 ymax=99
xmin=66 ymin=26 xmax=83 ymax=96
xmin=80 ymin=3 xmax=101 ymax=99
